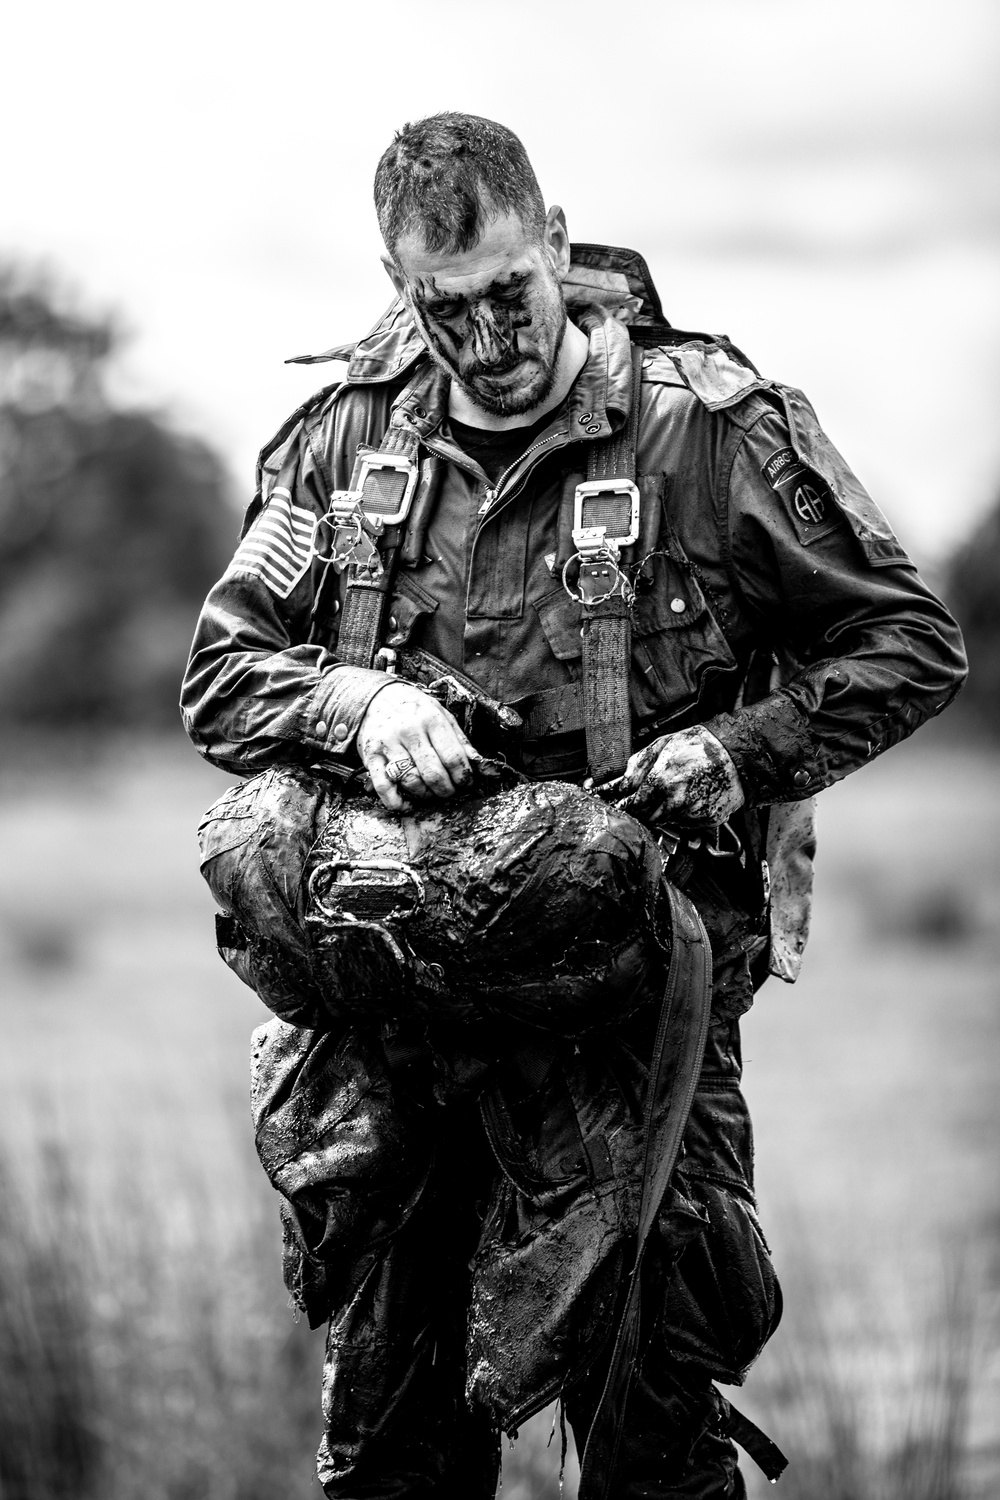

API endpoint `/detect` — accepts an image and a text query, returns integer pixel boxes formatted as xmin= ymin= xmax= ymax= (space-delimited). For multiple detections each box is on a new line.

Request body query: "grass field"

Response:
xmin=0 ymin=726 xmax=997 ymax=1497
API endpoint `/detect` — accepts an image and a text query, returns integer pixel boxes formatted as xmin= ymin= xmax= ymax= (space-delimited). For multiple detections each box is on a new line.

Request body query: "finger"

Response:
xmin=613 ymin=742 xmax=661 ymax=796
xmin=400 ymin=731 xmax=460 ymax=799
xmin=367 ymin=754 xmax=409 ymax=814
xmin=395 ymin=762 xmax=435 ymax=802
xmin=588 ymin=774 xmax=626 ymax=801
xmin=619 ymin=766 xmax=674 ymax=821
xmin=426 ymin=717 xmax=475 ymax=787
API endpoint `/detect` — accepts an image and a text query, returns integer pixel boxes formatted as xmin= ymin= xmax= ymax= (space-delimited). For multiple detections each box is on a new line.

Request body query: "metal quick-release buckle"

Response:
xmin=314 ymin=495 xmax=380 ymax=573
xmin=313 ymin=454 xmax=419 ymax=574
xmin=354 ymin=452 xmax=419 ymax=528
xmin=563 ymin=479 xmax=640 ymax=606
xmin=572 ymin=478 xmax=640 ymax=557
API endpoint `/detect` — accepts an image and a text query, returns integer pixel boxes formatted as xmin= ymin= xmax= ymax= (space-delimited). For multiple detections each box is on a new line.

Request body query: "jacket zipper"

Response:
xmin=422 ymin=427 xmax=573 ymax=526
xmin=479 ymin=429 xmax=569 ymax=516
xmin=419 ymin=424 xmax=578 ymax=626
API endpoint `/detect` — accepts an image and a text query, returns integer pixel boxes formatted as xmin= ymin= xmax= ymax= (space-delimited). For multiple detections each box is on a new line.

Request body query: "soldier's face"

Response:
xmin=389 ymin=209 xmax=569 ymax=417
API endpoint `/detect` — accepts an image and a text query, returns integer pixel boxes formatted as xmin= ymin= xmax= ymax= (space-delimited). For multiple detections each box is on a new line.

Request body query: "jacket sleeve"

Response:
xmin=704 ymin=395 xmax=967 ymax=806
xmin=180 ymin=401 xmax=396 ymax=777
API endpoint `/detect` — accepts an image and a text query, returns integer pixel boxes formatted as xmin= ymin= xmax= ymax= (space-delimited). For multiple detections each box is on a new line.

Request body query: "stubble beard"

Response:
xmin=418 ymin=292 xmax=569 ymax=420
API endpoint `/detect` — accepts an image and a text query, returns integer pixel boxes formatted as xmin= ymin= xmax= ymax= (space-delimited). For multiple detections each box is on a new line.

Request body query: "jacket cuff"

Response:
xmin=297 ymin=665 xmax=401 ymax=758
xmin=704 ymin=692 xmax=819 ymax=807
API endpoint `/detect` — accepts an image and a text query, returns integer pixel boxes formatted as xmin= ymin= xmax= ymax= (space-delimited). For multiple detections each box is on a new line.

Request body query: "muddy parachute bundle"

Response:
xmin=198 ymin=761 xmax=672 ymax=1037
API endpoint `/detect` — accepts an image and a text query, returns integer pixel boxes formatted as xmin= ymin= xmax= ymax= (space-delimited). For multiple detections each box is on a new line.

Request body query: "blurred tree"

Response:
xmin=944 ymin=491 xmax=1000 ymax=738
xmin=0 ymin=264 xmax=237 ymax=727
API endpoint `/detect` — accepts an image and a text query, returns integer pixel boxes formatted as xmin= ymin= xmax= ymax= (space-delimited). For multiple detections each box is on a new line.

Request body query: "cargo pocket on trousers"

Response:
xmin=657 ymin=1175 xmax=781 ymax=1384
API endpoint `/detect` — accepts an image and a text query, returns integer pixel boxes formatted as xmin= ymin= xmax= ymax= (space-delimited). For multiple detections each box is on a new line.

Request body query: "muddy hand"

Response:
xmin=597 ymin=725 xmax=744 ymax=830
xmin=357 ymin=681 xmax=480 ymax=813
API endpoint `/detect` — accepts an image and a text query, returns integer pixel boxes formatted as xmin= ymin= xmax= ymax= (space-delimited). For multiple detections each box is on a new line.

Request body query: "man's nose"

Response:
xmin=468 ymin=304 xmax=516 ymax=367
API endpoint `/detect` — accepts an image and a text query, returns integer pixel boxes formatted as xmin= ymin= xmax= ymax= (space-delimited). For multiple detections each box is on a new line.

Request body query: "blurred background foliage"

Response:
xmin=944 ymin=497 xmax=1000 ymax=736
xmin=0 ymin=264 xmax=236 ymax=728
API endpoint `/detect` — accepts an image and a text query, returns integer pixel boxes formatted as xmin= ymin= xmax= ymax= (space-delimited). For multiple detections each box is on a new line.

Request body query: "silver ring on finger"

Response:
xmin=386 ymin=755 xmax=417 ymax=784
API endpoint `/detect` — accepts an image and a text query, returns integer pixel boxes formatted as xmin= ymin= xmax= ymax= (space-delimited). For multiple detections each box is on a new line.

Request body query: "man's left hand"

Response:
xmin=599 ymin=725 xmax=745 ymax=830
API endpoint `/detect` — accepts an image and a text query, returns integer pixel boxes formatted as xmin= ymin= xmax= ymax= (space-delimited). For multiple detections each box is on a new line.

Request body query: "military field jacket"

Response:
xmin=181 ymin=253 xmax=965 ymax=988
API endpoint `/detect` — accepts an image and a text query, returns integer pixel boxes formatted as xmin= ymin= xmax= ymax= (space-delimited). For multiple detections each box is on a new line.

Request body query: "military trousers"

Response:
xmin=313 ymin=1019 xmax=775 ymax=1500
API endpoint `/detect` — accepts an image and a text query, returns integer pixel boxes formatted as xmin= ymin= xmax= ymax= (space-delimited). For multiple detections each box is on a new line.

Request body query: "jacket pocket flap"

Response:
xmin=535 ymin=588 xmax=583 ymax=660
xmin=386 ymin=574 xmax=439 ymax=647
xmin=632 ymin=554 xmax=710 ymax=634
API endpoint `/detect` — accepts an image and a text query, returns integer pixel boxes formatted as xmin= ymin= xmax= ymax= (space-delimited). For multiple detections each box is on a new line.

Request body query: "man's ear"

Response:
xmin=543 ymin=206 xmax=571 ymax=281
xmin=381 ymin=253 xmax=408 ymax=302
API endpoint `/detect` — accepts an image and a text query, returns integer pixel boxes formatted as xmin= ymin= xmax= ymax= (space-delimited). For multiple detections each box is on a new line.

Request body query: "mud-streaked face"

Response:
xmin=390 ymin=210 xmax=568 ymax=417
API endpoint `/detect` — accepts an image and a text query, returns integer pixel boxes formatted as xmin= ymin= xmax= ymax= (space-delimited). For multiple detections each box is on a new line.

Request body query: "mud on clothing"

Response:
xmin=182 ymin=244 xmax=966 ymax=1497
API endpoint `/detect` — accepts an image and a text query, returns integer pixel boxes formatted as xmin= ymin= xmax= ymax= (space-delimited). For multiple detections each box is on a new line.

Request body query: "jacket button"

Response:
xmin=792 ymin=769 xmax=810 ymax=787
xmin=316 ymin=720 xmax=327 ymax=737
xmin=586 ymin=423 xmax=601 ymax=434
xmin=333 ymin=723 xmax=349 ymax=742
xmin=413 ymin=405 xmax=426 ymax=418
xmin=579 ymin=412 xmax=594 ymax=424
xmin=388 ymin=615 xmax=398 ymax=630
xmin=670 ymin=597 xmax=687 ymax=613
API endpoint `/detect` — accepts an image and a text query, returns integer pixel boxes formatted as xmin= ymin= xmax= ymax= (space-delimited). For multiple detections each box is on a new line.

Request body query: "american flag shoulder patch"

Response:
xmin=228 ymin=487 xmax=317 ymax=599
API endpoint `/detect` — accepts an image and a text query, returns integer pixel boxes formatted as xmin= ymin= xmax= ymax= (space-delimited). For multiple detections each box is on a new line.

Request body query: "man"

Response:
xmin=182 ymin=114 xmax=966 ymax=1498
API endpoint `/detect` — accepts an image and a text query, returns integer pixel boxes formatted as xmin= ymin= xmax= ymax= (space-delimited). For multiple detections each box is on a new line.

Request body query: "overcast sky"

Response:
xmin=3 ymin=0 xmax=998 ymax=563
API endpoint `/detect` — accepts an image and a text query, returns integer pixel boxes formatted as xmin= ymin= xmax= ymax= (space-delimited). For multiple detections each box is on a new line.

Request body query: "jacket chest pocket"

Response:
xmin=534 ymin=553 xmax=737 ymax=723
xmin=630 ymin=552 xmax=737 ymax=723
xmin=632 ymin=558 xmax=734 ymax=726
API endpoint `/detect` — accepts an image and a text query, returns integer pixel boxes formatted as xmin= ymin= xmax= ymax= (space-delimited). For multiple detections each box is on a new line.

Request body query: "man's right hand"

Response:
xmin=356 ymin=681 xmax=479 ymax=812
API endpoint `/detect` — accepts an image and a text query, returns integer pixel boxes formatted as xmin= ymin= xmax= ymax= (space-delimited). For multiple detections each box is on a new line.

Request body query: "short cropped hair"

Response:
xmin=375 ymin=113 xmax=546 ymax=262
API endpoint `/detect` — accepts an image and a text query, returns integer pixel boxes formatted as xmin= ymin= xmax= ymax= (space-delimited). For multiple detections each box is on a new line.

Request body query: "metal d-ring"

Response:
xmin=561 ymin=550 xmax=632 ymax=607
xmin=312 ymin=509 xmax=364 ymax=569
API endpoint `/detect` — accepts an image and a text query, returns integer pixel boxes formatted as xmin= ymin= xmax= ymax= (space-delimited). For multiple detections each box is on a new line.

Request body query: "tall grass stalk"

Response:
xmin=743 ymin=1232 xmax=996 ymax=1500
xmin=0 ymin=1138 xmax=322 ymax=1500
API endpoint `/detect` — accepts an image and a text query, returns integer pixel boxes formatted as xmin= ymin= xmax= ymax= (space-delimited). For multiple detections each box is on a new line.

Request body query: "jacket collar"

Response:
xmin=384 ymin=306 xmax=635 ymax=448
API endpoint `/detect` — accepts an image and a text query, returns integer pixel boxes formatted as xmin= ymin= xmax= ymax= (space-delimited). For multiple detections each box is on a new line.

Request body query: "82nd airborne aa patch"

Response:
xmin=761 ymin=447 xmax=837 ymax=542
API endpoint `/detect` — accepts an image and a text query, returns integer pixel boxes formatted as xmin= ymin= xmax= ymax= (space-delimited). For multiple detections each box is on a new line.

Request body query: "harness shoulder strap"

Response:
xmin=314 ymin=377 xmax=442 ymax=668
xmin=575 ymin=341 xmax=644 ymax=782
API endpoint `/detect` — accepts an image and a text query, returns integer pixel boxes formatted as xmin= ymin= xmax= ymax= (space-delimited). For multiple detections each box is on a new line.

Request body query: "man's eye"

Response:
xmin=429 ymin=302 xmax=463 ymax=320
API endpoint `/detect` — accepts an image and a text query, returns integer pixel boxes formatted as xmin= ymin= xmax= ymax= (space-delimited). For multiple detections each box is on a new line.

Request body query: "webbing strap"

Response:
xmin=580 ymin=604 xmax=631 ymax=778
xmin=579 ymin=342 xmax=644 ymax=782
xmin=335 ymin=407 xmax=422 ymax=669
xmin=578 ymin=882 xmax=713 ymax=1500
xmin=722 ymin=1399 xmax=789 ymax=1483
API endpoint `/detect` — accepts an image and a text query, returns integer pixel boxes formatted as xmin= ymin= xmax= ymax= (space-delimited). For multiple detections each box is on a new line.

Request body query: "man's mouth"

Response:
xmin=471 ymin=354 xmax=530 ymax=385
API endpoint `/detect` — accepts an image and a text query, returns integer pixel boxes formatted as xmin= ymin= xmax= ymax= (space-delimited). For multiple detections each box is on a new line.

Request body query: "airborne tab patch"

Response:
xmin=229 ymin=487 xmax=316 ymax=598
xmin=761 ymin=447 xmax=805 ymax=489
xmin=761 ymin=447 xmax=837 ymax=544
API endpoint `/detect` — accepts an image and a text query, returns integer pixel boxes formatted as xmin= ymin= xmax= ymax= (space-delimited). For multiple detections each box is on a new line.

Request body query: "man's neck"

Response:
xmin=447 ymin=317 xmax=590 ymax=432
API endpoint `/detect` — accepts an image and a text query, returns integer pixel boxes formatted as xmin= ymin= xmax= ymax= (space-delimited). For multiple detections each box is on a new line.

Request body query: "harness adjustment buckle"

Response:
xmin=573 ymin=478 xmax=641 ymax=561
xmin=355 ymin=452 xmax=419 ymax=528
